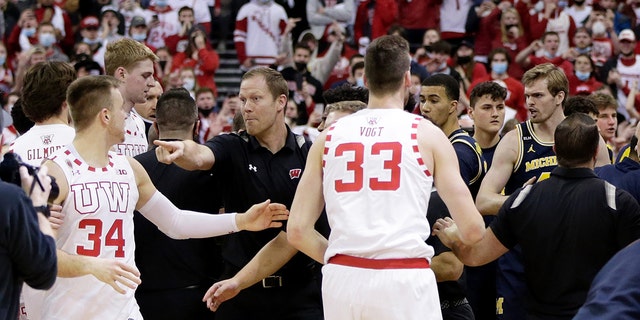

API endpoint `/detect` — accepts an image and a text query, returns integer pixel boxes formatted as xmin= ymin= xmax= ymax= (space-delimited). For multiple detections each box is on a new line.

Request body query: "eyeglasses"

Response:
xmin=85 ymin=26 xmax=98 ymax=31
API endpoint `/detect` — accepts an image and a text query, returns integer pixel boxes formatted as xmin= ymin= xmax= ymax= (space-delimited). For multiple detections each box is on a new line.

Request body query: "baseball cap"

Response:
xmin=80 ymin=16 xmax=99 ymax=29
xmin=101 ymin=5 xmax=118 ymax=17
xmin=130 ymin=16 xmax=147 ymax=28
xmin=619 ymin=29 xmax=636 ymax=42
xmin=459 ymin=40 xmax=474 ymax=49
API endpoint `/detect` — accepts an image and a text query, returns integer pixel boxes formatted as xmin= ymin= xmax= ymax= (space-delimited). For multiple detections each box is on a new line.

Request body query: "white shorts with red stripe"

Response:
xmin=322 ymin=256 xmax=442 ymax=320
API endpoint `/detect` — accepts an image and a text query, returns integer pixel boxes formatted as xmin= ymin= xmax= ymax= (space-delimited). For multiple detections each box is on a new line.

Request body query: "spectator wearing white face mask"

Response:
xmin=128 ymin=16 xmax=156 ymax=52
xmin=468 ymin=48 xmax=527 ymax=122
xmin=36 ymin=22 xmax=68 ymax=62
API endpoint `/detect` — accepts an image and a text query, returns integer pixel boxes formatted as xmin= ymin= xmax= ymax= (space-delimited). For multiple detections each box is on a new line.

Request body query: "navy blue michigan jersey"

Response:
xmin=498 ymin=120 xmax=558 ymax=320
xmin=504 ymin=121 xmax=556 ymax=194
xmin=449 ymin=128 xmax=487 ymax=198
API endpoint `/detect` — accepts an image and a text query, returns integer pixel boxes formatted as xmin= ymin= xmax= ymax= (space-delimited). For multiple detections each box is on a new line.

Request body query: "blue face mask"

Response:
xmin=22 ymin=27 xmax=36 ymax=37
xmin=575 ymin=71 xmax=591 ymax=81
xmin=131 ymin=33 xmax=147 ymax=42
xmin=355 ymin=77 xmax=364 ymax=87
xmin=83 ymin=37 xmax=100 ymax=45
xmin=39 ymin=33 xmax=56 ymax=47
xmin=156 ymin=0 xmax=169 ymax=6
xmin=492 ymin=62 xmax=508 ymax=75
xmin=0 ymin=55 xmax=7 ymax=66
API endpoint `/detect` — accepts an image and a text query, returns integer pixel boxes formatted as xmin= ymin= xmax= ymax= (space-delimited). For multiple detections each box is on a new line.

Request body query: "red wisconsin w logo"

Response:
xmin=289 ymin=169 xmax=302 ymax=179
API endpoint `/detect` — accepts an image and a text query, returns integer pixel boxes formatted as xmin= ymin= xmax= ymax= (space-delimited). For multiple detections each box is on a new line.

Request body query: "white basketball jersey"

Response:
xmin=10 ymin=124 xmax=74 ymax=320
xmin=9 ymin=124 xmax=75 ymax=167
xmin=113 ymin=111 xmax=148 ymax=157
xmin=42 ymin=146 xmax=141 ymax=320
xmin=616 ymin=56 xmax=640 ymax=119
xmin=322 ymin=109 xmax=435 ymax=263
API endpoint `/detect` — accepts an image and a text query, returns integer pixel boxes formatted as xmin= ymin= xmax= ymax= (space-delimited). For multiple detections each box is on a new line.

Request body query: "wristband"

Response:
xmin=34 ymin=205 xmax=50 ymax=218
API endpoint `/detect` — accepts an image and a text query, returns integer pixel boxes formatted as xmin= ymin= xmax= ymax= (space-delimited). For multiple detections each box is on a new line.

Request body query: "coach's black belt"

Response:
xmin=261 ymin=275 xmax=283 ymax=288
xmin=440 ymin=298 xmax=469 ymax=310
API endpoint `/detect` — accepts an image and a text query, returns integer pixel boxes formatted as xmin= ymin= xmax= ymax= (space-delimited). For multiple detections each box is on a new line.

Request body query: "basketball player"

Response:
xmin=10 ymin=62 xmax=76 ymax=167
xmin=104 ymin=38 xmax=157 ymax=157
xmin=475 ymin=63 xmax=610 ymax=319
xmin=10 ymin=61 xmax=76 ymax=320
xmin=286 ymin=35 xmax=486 ymax=320
xmin=40 ymin=75 xmax=288 ymax=319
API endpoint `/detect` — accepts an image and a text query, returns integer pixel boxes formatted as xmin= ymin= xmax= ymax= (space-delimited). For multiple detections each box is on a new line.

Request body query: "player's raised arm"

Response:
xmin=131 ymin=157 xmax=288 ymax=237
xmin=420 ymin=120 xmax=485 ymax=245
xmin=154 ymin=139 xmax=216 ymax=171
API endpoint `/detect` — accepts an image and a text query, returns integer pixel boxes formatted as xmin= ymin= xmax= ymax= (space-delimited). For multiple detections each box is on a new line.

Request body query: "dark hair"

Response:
xmin=488 ymin=47 xmax=511 ymax=65
xmin=323 ymin=83 xmax=369 ymax=104
xmin=22 ymin=61 xmax=77 ymax=122
xmin=156 ymin=88 xmax=198 ymax=132
xmin=542 ymin=31 xmax=560 ymax=42
xmin=554 ymin=113 xmax=600 ymax=167
xmin=178 ymin=5 xmax=194 ymax=16
xmin=10 ymin=99 xmax=34 ymax=135
xmin=365 ymin=35 xmax=410 ymax=95
xmin=422 ymin=73 xmax=460 ymax=101
xmin=294 ymin=43 xmax=312 ymax=54
xmin=349 ymin=54 xmax=364 ymax=64
xmin=470 ymin=81 xmax=507 ymax=109
xmin=431 ymin=40 xmax=452 ymax=55
xmin=563 ymin=95 xmax=598 ymax=117
xmin=386 ymin=24 xmax=407 ymax=39
xmin=351 ymin=61 xmax=365 ymax=77
xmin=195 ymin=87 xmax=215 ymax=99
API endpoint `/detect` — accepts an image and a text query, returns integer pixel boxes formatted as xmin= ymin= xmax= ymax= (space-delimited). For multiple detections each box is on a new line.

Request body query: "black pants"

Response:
xmin=136 ymin=285 xmax=215 ymax=320
xmin=215 ymin=276 xmax=323 ymax=320
xmin=442 ymin=303 xmax=476 ymax=320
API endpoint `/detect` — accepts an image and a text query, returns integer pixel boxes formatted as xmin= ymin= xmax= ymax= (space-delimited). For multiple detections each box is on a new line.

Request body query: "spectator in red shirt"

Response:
xmin=516 ymin=31 xmax=574 ymax=75
xmin=171 ymin=29 xmax=220 ymax=95
xmin=33 ymin=0 xmax=74 ymax=53
xmin=469 ymin=47 xmax=527 ymax=122
xmin=491 ymin=7 xmax=528 ymax=80
xmin=569 ymin=54 xmax=603 ymax=96
xmin=353 ymin=0 xmax=398 ymax=44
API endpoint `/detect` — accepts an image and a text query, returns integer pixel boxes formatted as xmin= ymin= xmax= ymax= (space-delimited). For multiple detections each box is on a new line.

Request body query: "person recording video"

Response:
xmin=0 ymin=109 xmax=57 ymax=320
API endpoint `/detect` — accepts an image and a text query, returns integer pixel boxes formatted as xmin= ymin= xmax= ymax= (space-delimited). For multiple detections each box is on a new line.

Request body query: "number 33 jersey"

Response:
xmin=322 ymin=109 xmax=435 ymax=263
xmin=44 ymin=146 xmax=141 ymax=320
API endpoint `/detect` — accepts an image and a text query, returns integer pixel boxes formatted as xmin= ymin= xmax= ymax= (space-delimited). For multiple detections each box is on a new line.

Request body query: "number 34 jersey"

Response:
xmin=322 ymin=109 xmax=435 ymax=263
xmin=44 ymin=146 xmax=141 ymax=320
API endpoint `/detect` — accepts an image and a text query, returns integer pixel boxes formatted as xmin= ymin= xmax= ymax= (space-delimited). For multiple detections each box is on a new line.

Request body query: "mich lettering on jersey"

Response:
xmin=70 ymin=181 xmax=132 ymax=214
xmin=26 ymin=145 xmax=64 ymax=161
xmin=525 ymin=155 xmax=557 ymax=172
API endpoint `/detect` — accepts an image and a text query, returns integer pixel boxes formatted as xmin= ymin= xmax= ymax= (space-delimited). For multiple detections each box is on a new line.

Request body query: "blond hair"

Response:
xmin=104 ymin=38 xmax=157 ymax=76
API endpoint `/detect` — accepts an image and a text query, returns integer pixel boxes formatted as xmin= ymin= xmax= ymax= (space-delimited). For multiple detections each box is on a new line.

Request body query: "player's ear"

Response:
xmin=276 ymin=94 xmax=287 ymax=112
xmin=115 ymin=66 xmax=127 ymax=80
xmin=100 ymin=108 xmax=110 ymax=124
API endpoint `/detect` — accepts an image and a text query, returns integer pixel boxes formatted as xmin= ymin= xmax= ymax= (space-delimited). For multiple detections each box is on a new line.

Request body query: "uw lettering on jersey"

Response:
xmin=43 ymin=146 xmax=142 ymax=320
xmin=322 ymin=109 xmax=435 ymax=262
xmin=8 ymin=124 xmax=75 ymax=167
xmin=505 ymin=120 xmax=556 ymax=194
xmin=113 ymin=112 xmax=148 ymax=157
